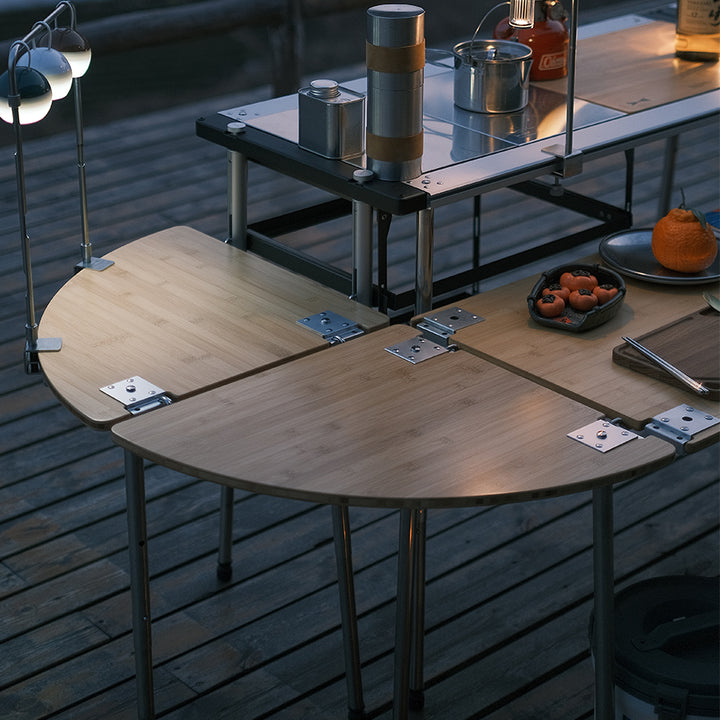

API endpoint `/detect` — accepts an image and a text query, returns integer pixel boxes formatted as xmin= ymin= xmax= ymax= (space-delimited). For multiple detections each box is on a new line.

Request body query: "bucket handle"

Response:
xmin=632 ymin=611 xmax=718 ymax=652
xmin=467 ymin=1 xmax=511 ymax=62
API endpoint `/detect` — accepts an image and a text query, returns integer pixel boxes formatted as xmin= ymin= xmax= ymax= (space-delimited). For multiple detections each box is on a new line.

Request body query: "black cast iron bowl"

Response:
xmin=527 ymin=263 xmax=626 ymax=332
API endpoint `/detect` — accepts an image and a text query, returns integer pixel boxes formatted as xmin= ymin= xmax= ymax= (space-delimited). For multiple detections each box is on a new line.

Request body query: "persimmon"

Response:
xmin=542 ymin=283 xmax=571 ymax=302
xmin=568 ymin=288 xmax=598 ymax=311
xmin=536 ymin=293 xmax=565 ymax=317
xmin=651 ymin=194 xmax=717 ymax=273
xmin=593 ymin=283 xmax=618 ymax=305
xmin=559 ymin=269 xmax=597 ymax=291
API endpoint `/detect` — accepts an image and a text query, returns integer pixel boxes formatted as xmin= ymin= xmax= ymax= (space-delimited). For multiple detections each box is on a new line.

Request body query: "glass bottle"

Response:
xmin=675 ymin=0 xmax=720 ymax=61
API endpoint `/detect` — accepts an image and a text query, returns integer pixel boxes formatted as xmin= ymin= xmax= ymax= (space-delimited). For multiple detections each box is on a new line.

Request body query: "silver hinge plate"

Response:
xmin=297 ymin=311 xmax=364 ymax=344
xmin=644 ymin=405 xmax=720 ymax=445
xmin=568 ymin=419 xmax=641 ymax=453
xmin=100 ymin=376 xmax=172 ymax=415
xmin=416 ymin=307 xmax=484 ymax=346
xmin=385 ymin=335 xmax=449 ymax=364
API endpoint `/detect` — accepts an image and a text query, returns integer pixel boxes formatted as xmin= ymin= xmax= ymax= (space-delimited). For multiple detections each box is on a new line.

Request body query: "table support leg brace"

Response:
xmin=393 ymin=508 xmax=416 ymax=720
xmin=124 ymin=449 xmax=155 ymax=720
xmin=332 ymin=505 xmax=366 ymax=719
xmin=409 ymin=509 xmax=426 ymax=710
xmin=593 ymin=485 xmax=615 ymax=720
xmin=217 ymin=486 xmax=234 ymax=580
xmin=352 ymin=200 xmax=373 ymax=307
xmin=416 ymin=209 xmax=434 ymax=314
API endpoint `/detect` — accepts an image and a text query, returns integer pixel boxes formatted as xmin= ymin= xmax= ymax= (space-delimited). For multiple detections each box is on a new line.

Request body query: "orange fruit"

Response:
xmin=651 ymin=207 xmax=717 ymax=273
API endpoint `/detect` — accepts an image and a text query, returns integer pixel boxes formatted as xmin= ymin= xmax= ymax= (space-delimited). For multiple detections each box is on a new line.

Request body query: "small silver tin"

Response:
xmin=298 ymin=79 xmax=366 ymax=160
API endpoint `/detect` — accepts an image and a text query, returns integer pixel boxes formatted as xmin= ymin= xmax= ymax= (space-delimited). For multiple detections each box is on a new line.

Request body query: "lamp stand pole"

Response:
xmin=70 ymin=49 xmax=112 ymax=272
xmin=9 ymin=68 xmax=62 ymax=374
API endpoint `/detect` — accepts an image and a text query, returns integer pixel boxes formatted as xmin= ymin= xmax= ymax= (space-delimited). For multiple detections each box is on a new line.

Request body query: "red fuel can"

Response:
xmin=494 ymin=0 xmax=569 ymax=81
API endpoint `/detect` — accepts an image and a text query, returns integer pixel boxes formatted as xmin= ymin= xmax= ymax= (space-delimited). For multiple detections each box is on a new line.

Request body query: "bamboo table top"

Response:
xmin=38 ymin=226 xmax=387 ymax=429
xmin=112 ymin=324 xmax=675 ymax=509
xmin=540 ymin=20 xmax=720 ymax=114
xmin=434 ymin=262 xmax=720 ymax=449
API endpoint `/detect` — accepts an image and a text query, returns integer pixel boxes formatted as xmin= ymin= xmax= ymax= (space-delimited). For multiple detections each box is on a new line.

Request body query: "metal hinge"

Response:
xmin=568 ymin=418 xmax=641 ymax=452
xmin=297 ymin=311 xmax=364 ymax=345
xmin=643 ymin=405 xmax=720 ymax=450
xmin=100 ymin=377 xmax=173 ymax=415
xmin=416 ymin=307 xmax=484 ymax=347
xmin=569 ymin=405 xmax=720 ymax=454
xmin=386 ymin=307 xmax=484 ymax=364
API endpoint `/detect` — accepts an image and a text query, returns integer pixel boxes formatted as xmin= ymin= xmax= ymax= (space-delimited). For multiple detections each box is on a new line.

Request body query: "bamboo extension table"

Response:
xmin=38 ymin=227 xmax=718 ymax=719
xmin=111 ymin=324 xmax=679 ymax=720
xmin=37 ymin=225 xmax=388 ymax=720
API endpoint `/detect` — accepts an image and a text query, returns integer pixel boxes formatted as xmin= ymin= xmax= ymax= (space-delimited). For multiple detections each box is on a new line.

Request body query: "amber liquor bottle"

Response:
xmin=675 ymin=0 xmax=720 ymax=61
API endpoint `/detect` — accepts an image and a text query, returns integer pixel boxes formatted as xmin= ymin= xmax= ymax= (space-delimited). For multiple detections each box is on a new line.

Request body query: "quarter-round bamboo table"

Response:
xmin=111 ymin=323 xmax=678 ymax=720
xmin=38 ymin=226 xmax=388 ymax=720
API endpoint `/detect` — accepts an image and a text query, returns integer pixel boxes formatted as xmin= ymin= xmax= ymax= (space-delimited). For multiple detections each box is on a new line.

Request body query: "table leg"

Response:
xmin=393 ymin=508 xmax=415 ymax=720
xmin=410 ymin=509 xmax=426 ymax=710
xmin=658 ymin=135 xmax=679 ymax=218
xmin=332 ymin=505 xmax=366 ymax=720
xmin=227 ymin=147 xmax=248 ymax=249
xmin=416 ymin=208 xmax=434 ymax=314
xmin=592 ymin=485 xmax=615 ymax=720
xmin=124 ymin=449 xmax=155 ymax=720
xmin=217 ymin=486 xmax=234 ymax=581
xmin=352 ymin=200 xmax=374 ymax=306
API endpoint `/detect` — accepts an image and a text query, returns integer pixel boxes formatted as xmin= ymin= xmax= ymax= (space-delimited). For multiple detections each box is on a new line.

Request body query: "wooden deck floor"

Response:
xmin=1 ymin=31 xmax=719 ymax=720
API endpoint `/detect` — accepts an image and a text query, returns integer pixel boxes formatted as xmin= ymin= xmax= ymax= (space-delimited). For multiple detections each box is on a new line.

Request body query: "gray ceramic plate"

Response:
xmin=599 ymin=229 xmax=720 ymax=285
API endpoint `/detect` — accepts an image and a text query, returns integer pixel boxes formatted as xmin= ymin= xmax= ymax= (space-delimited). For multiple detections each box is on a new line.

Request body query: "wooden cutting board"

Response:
xmin=613 ymin=307 xmax=720 ymax=398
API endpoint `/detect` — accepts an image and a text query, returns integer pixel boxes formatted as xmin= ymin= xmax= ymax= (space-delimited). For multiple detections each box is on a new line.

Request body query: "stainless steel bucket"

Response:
xmin=453 ymin=39 xmax=532 ymax=114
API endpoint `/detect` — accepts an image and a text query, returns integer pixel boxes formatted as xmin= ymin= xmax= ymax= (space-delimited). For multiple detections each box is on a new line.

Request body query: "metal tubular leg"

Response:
xmin=416 ymin=208 xmax=434 ymax=314
xmin=217 ymin=486 xmax=234 ymax=581
xmin=623 ymin=148 xmax=635 ymax=213
xmin=377 ymin=211 xmax=392 ymax=313
xmin=659 ymin=135 xmax=679 ymax=218
xmin=124 ymin=450 xmax=155 ymax=720
xmin=472 ymin=196 xmax=481 ymax=295
xmin=592 ymin=485 xmax=615 ymax=720
xmin=331 ymin=506 xmax=366 ymax=720
xmin=393 ymin=509 xmax=415 ymax=720
xmin=227 ymin=148 xmax=248 ymax=248
xmin=352 ymin=200 xmax=374 ymax=306
xmin=409 ymin=509 xmax=426 ymax=710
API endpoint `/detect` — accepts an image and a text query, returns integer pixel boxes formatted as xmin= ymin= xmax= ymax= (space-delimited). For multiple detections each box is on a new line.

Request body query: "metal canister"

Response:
xmin=366 ymin=5 xmax=425 ymax=181
xmin=298 ymin=79 xmax=366 ymax=160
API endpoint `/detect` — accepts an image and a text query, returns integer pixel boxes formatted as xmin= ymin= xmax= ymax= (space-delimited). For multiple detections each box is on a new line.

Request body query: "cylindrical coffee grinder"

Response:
xmin=365 ymin=5 xmax=425 ymax=181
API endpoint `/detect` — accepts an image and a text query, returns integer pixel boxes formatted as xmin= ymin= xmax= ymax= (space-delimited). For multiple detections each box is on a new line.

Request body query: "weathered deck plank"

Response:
xmin=1 ymin=28 xmax=718 ymax=720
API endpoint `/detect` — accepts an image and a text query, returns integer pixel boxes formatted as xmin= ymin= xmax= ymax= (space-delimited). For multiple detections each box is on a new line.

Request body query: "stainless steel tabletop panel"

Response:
xmin=219 ymin=58 xmax=624 ymax=175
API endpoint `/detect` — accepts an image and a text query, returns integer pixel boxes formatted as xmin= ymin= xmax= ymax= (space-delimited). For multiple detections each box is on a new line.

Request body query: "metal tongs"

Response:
xmin=621 ymin=336 xmax=709 ymax=396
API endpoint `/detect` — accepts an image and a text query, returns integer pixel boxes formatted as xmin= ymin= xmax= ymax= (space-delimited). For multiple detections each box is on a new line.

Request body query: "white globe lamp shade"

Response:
xmin=17 ymin=47 xmax=73 ymax=100
xmin=50 ymin=27 xmax=92 ymax=78
xmin=0 ymin=67 xmax=53 ymax=125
